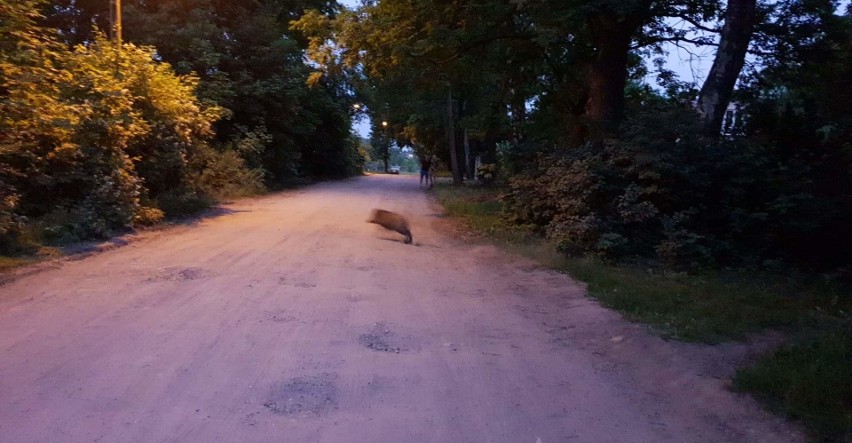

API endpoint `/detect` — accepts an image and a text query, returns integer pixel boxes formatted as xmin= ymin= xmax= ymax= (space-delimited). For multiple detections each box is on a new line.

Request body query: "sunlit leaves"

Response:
xmin=0 ymin=17 xmax=230 ymax=239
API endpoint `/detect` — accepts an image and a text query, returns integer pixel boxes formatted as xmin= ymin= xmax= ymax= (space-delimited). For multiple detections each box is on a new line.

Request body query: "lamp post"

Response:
xmin=381 ymin=120 xmax=389 ymax=173
xmin=109 ymin=0 xmax=122 ymax=44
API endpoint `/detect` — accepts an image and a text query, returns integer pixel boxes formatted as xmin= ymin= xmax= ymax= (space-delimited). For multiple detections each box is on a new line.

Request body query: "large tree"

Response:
xmin=582 ymin=2 xmax=653 ymax=136
xmin=696 ymin=0 xmax=758 ymax=136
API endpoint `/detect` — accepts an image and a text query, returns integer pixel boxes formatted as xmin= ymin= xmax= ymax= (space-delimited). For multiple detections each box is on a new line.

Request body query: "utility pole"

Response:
xmin=109 ymin=0 xmax=122 ymax=44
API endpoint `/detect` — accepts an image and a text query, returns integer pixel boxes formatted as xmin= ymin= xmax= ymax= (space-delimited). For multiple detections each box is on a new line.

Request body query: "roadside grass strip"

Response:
xmin=434 ymin=182 xmax=852 ymax=441
xmin=734 ymin=324 xmax=851 ymax=442
xmin=560 ymin=260 xmax=806 ymax=343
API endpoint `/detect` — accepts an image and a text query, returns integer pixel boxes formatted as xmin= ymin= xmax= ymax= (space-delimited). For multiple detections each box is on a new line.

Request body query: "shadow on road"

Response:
xmin=172 ymin=206 xmax=251 ymax=227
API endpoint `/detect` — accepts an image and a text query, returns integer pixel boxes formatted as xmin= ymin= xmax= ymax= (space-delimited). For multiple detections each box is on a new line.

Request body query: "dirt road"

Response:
xmin=0 ymin=175 xmax=801 ymax=443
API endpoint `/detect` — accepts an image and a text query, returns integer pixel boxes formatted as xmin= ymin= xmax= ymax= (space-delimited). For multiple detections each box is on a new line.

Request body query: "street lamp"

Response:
xmin=381 ymin=121 xmax=389 ymax=173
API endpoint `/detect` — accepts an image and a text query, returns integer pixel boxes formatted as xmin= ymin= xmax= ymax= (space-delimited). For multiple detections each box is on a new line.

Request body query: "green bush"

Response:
xmin=1 ymin=27 xmax=262 ymax=244
xmin=504 ymin=104 xmax=852 ymax=271
xmin=154 ymin=190 xmax=214 ymax=218
xmin=190 ymin=147 xmax=264 ymax=201
xmin=133 ymin=207 xmax=165 ymax=226
xmin=504 ymin=106 xmax=712 ymax=263
xmin=1 ymin=35 xmax=145 ymax=239
xmin=0 ymin=187 xmax=25 ymax=253
xmin=476 ymin=163 xmax=497 ymax=185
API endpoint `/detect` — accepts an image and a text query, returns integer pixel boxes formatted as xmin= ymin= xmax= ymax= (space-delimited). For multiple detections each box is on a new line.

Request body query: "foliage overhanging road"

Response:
xmin=0 ymin=175 xmax=802 ymax=442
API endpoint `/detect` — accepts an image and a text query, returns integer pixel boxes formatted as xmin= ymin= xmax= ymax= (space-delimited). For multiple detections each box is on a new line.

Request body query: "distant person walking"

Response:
xmin=419 ymin=155 xmax=432 ymax=188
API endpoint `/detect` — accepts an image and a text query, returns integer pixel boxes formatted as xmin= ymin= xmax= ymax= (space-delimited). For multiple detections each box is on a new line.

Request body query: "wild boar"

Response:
xmin=367 ymin=209 xmax=412 ymax=244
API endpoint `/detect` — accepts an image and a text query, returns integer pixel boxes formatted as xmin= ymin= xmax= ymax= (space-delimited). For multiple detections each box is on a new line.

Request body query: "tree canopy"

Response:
xmin=295 ymin=0 xmax=851 ymax=270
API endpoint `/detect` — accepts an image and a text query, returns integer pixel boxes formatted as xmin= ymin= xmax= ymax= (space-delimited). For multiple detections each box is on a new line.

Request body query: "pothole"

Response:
xmin=264 ymin=374 xmax=337 ymax=416
xmin=358 ymin=322 xmax=411 ymax=353
xmin=146 ymin=267 xmax=211 ymax=282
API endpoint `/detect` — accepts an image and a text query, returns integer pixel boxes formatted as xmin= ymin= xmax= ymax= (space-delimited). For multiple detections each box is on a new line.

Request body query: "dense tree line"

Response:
xmin=2 ymin=0 xmax=850 ymax=272
xmin=296 ymin=0 xmax=851 ymax=272
xmin=1 ymin=0 xmax=362 ymax=252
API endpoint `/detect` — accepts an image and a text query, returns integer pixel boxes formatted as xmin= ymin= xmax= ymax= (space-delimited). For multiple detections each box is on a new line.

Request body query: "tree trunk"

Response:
xmin=697 ymin=0 xmax=757 ymax=136
xmin=509 ymin=82 xmax=526 ymax=143
xmin=447 ymin=89 xmax=462 ymax=185
xmin=585 ymin=9 xmax=644 ymax=138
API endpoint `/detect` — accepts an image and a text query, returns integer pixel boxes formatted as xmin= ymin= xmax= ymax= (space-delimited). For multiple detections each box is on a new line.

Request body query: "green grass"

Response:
xmin=734 ymin=325 xmax=852 ymax=442
xmin=560 ymin=260 xmax=811 ymax=342
xmin=434 ymin=182 xmax=851 ymax=440
xmin=0 ymin=245 xmax=62 ymax=273
xmin=0 ymin=256 xmax=37 ymax=272
xmin=435 ymin=185 xmax=538 ymax=245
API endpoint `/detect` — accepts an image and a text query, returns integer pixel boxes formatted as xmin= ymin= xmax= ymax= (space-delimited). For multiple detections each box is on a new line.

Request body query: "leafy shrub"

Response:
xmin=504 ymin=104 xmax=852 ymax=270
xmin=0 ymin=187 xmax=25 ymax=253
xmin=154 ymin=190 xmax=214 ymax=218
xmin=227 ymin=126 xmax=276 ymax=183
xmin=190 ymin=147 xmax=264 ymax=201
xmin=134 ymin=207 xmax=165 ymax=226
xmin=1 ymin=35 xmax=145 ymax=239
xmin=1 ymin=29 xmax=262 ymax=242
xmin=476 ymin=163 xmax=497 ymax=185
xmin=118 ymin=41 xmax=240 ymax=207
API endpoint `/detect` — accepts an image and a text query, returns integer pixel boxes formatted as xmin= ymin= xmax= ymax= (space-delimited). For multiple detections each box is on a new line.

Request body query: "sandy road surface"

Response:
xmin=0 ymin=175 xmax=801 ymax=443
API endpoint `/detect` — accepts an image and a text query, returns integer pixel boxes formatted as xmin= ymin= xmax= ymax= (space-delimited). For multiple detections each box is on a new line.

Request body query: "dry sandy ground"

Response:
xmin=0 ymin=175 xmax=803 ymax=443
